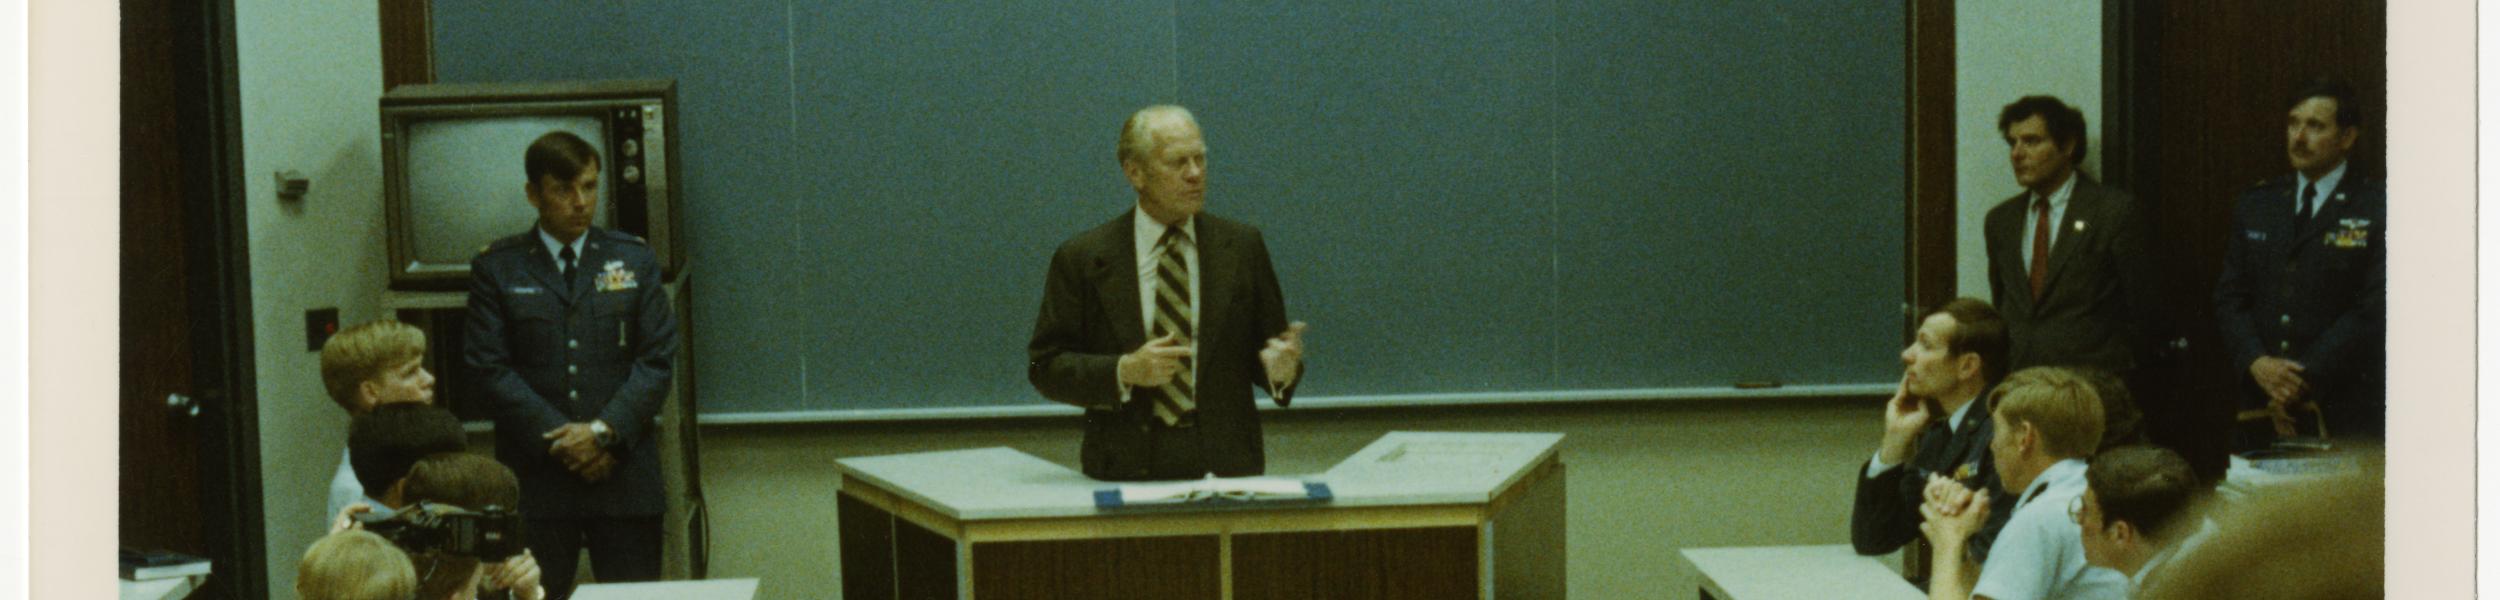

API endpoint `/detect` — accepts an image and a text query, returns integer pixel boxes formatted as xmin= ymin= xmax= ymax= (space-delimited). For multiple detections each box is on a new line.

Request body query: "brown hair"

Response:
xmin=401 ymin=452 xmax=521 ymax=511
xmin=319 ymin=320 xmax=427 ymax=413
xmin=1929 ymin=297 xmax=2009 ymax=384
xmin=2085 ymin=445 xmax=2200 ymax=542
xmin=525 ymin=130 xmax=601 ymax=185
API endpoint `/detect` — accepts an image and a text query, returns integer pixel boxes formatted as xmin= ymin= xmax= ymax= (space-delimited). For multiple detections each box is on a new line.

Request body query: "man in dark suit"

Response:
xmin=465 ymin=131 xmax=676 ymax=599
xmin=1853 ymin=298 xmax=2014 ymax=574
xmin=1982 ymin=95 xmax=2166 ymax=448
xmin=2214 ymin=78 xmax=2384 ymax=443
xmin=1029 ymin=105 xmax=1308 ymax=481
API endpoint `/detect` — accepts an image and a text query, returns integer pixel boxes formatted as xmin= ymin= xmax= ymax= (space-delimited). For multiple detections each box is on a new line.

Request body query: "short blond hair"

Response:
xmin=1116 ymin=105 xmax=1197 ymax=167
xmin=320 ymin=320 xmax=426 ymax=412
xmin=296 ymin=530 xmax=415 ymax=600
xmin=1989 ymin=367 xmax=2105 ymax=459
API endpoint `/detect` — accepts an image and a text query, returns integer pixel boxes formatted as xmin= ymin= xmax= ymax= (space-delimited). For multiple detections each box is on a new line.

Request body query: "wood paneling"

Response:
xmin=1232 ymin=527 xmax=1480 ymax=600
xmin=2117 ymin=0 xmax=2386 ymax=479
xmin=1909 ymin=0 xmax=1957 ymax=318
xmin=972 ymin=535 xmax=1221 ymax=599
xmin=379 ymin=0 xmax=432 ymax=91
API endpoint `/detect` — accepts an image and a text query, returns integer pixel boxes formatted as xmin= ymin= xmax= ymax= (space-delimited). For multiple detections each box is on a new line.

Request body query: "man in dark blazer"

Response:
xmin=1853 ymin=298 xmax=2014 ymax=575
xmin=465 ymin=131 xmax=676 ymax=599
xmin=1982 ymin=95 xmax=2165 ymax=439
xmin=2214 ymin=78 xmax=2384 ymax=443
xmin=1029 ymin=105 xmax=1307 ymax=481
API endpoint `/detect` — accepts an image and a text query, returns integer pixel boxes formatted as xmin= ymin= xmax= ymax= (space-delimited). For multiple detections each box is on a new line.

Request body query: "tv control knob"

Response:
xmin=622 ymin=165 xmax=642 ymax=184
xmin=621 ymin=139 xmax=640 ymax=157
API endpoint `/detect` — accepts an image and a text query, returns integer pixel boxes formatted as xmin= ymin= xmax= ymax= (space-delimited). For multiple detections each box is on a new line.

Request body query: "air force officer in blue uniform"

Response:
xmin=464 ymin=131 xmax=676 ymax=599
xmin=2215 ymin=78 xmax=2385 ymax=443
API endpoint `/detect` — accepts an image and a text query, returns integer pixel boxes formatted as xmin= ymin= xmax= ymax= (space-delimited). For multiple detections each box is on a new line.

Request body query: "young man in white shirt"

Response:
xmin=320 ymin=320 xmax=439 ymax=522
xmin=1920 ymin=367 xmax=2129 ymax=600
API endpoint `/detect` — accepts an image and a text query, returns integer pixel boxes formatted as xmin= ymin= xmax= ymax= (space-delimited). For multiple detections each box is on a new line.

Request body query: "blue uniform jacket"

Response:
xmin=464 ymin=226 xmax=677 ymax=517
xmin=2213 ymin=175 xmax=2386 ymax=437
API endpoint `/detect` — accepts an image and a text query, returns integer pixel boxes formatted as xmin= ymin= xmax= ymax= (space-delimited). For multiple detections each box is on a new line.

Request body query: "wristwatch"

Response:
xmin=589 ymin=420 xmax=615 ymax=447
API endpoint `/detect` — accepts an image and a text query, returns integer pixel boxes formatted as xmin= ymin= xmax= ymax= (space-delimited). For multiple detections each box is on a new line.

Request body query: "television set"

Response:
xmin=380 ymin=79 xmax=682 ymax=290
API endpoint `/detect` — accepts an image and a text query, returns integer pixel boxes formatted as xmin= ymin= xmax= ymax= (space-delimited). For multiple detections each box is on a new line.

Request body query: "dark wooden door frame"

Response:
xmin=1907 ymin=0 xmax=1956 ymax=323
xmin=137 ymin=0 xmax=265 ymax=596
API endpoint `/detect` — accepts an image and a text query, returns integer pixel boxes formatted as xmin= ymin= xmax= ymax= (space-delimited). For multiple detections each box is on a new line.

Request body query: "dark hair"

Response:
xmin=1996 ymin=95 xmax=2089 ymax=166
xmin=1929 ymin=297 xmax=2010 ymax=384
xmin=2086 ymin=444 xmax=2201 ymax=542
xmin=524 ymin=130 xmax=601 ymax=185
xmin=347 ymin=404 xmax=467 ymax=495
xmin=401 ymin=452 xmax=520 ymax=511
xmin=2072 ymin=367 xmax=2147 ymax=451
xmin=2287 ymin=76 xmax=2363 ymax=130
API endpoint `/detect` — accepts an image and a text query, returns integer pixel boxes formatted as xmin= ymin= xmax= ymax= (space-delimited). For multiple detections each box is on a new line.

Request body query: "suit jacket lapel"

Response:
xmin=1989 ymin=200 xmax=2042 ymax=312
xmin=2038 ymin=181 xmax=2096 ymax=301
xmin=1194 ymin=218 xmax=1232 ymax=345
xmin=1103 ymin=212 xmax=1147 ymax=350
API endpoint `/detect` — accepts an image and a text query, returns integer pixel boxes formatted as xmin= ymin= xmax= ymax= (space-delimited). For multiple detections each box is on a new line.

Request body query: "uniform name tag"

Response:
xmin=510 ymin=286 xmax=544 ymax=295
xmin=2244 ymin=230 xmax=2267 ymax=241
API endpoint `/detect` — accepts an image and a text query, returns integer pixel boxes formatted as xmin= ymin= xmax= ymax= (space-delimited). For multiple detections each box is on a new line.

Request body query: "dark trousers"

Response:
xmin=527 ymin=515 xmax=661 ymax=600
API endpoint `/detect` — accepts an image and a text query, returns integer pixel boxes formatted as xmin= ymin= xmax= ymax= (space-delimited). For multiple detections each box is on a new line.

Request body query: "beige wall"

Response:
xmin=696 ymin=399 xmax=1880 ymax=599
xmin=1955 ymin=2 xmax=2104 ymax=298
xmin=233 ymin=0 xmax=386 ymax=597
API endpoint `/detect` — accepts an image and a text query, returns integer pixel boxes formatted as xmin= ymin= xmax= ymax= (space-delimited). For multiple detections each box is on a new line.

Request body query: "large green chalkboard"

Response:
xmin=433 ymin=1 xmax=1908 ymax=421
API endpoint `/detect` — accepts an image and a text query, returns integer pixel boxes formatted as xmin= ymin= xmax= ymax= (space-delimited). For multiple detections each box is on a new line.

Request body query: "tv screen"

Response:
xmin=381 ymin=80 xmax=679 ymax=290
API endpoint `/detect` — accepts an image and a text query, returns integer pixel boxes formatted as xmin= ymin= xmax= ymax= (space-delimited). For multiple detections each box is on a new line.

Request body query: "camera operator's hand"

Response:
xmin=329 ymin=502 xmax=373 ymax=534
xmin=543 ymin=423 xmax=603 ymax=470
xmin=486 ymin=549 xmax=546 ymax=600
xmin=577 ymin=450 xmax=618 ymax=483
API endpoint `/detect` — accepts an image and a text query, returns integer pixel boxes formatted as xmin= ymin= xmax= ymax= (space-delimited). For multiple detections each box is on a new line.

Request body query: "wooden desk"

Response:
xmin=1683 ymin=545 xmax=1923 ymax=600
xmin=570 ymin=578 xmax=759 ymax=600
xmin=836 ymin=431 xmax=1567 ymax=600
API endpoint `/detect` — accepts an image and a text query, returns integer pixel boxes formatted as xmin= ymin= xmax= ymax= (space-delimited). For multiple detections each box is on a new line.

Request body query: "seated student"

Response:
xmin=1921 ymin=367 xmax=2129 ymax=600
xmin=297 ymin=529 xmax=416 ymax=600
xmin=321 ymin=320 xmax=439 ymax=522
xmin=339 ymin=403 xmax=466 ymax=524
xmin=1855 ymin=298 xmax=2018 ymax=567
xmin=402 ymin=452 xmax=546 ymax=600
xmin=2074 ymin=445 xmax=2202 ymax=597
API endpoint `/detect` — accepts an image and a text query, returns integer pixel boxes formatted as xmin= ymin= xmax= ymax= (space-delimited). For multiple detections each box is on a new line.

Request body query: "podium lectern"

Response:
xmin=836 ymin=431 xmax=1566 ymax=600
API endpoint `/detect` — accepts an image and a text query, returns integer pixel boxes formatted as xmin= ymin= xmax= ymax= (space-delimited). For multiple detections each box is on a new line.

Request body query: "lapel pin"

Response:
xmin=2073 ymin=220 xmax=2088 ymax=232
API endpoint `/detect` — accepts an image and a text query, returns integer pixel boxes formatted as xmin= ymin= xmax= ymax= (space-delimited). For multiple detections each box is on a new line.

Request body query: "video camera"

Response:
xmin=356 ymin=502 xmax=526 ymax=562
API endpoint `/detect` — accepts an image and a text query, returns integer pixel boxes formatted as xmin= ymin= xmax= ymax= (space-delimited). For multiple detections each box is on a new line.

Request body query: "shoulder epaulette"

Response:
xmin=480 ymin=235 xmax=534 ymax=256
xmin=598 ymin=228 xmax=650 ymax=246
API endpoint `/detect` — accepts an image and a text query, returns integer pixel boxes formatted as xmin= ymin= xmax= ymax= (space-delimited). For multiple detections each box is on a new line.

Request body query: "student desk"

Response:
xmin=835 ymin=431 xmax=1566 ymax=600
xmin=1682 ymin=544 xmax=1923 ymax=600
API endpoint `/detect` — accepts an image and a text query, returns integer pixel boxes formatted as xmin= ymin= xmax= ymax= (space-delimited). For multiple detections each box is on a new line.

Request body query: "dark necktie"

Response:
xmin=1151 ymin=226 xmax=1196 ymax=426
xmin=558 ymin=245 xmax=577 ymax=293
xmin=2028 ymin=196 xmax=2051 ymax=299
xmin=2294 ymin=183 xmax=2317 ymax=233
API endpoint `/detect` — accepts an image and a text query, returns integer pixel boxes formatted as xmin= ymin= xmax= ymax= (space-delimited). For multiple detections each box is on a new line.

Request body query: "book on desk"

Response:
xmin=119 ymin=548 xmax=211 ymax=581
xmin=1093 ymin=475 xmax=1333 ymax=509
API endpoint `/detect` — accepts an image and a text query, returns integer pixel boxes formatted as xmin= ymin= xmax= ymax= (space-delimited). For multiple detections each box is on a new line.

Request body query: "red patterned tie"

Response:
xmin=2028 ymin=196 xmax=2050 ymax=299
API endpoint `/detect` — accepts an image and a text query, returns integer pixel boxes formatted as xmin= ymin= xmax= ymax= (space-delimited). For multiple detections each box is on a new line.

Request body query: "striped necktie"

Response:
xmin=1151 ymin=226 xmax=1196 ymax=426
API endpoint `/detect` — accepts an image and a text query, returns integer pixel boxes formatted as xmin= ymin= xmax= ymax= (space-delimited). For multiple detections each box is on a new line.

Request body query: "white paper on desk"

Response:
xmin=1119 ymin=475 xmax=1311 ymax=504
